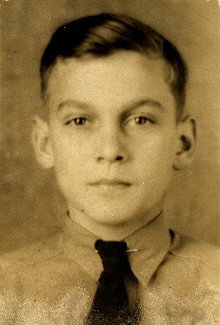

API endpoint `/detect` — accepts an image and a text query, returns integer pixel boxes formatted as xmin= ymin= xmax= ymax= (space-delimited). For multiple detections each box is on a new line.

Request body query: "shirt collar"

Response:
xmin=62 ymin=212 xmax=171 ymax=287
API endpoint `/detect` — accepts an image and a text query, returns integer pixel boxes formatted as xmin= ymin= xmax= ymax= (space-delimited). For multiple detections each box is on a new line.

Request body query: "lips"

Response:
xmin=88 ymin=178 xmax=131 ymax=186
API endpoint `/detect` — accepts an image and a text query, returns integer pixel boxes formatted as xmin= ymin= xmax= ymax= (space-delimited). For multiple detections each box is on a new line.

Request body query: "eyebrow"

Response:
xmin=57 ymin=98 xmax=164 ymax=113
xmin=57 ymin=99 xmax=94 ymax=112
xmin=125 ymin=99 xmax=164 ymax=112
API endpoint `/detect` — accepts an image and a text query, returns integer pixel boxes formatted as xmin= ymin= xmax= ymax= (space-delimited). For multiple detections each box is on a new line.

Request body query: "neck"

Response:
xmin=68 ymin=202 xmax=164 ymax=241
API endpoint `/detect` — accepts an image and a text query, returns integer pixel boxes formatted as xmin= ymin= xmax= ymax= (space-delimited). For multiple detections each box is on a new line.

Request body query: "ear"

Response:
xmin=173 ymin=115 xmax=196 ymax=170
xmin=32 ymin=116 xmax=54 ymax=169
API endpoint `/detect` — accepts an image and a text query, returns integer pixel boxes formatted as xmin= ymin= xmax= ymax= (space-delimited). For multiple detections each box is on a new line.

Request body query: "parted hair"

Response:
xmin=40 ymin=13 xmax=187 ymax=118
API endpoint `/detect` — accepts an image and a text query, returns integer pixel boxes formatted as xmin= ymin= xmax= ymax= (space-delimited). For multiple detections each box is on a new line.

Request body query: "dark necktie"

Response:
xmin=85 ymin=239 xmax=141 ymax=325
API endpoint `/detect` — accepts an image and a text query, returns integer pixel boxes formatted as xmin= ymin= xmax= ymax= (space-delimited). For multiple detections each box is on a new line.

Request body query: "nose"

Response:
xmin=95 ymin=126 xmax=129 ymax=164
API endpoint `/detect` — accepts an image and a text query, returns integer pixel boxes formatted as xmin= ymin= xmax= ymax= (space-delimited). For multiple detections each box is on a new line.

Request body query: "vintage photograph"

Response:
xmin=0 ymin=1 xmax=219 ymax=324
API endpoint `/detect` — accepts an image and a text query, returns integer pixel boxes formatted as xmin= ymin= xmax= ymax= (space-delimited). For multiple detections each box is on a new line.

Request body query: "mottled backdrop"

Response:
xmin=0 ymin=0 xmax=219 ymax=253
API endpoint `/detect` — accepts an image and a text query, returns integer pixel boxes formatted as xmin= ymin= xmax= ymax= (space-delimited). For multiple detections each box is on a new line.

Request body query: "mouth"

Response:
xmin=87 ymin=178 xmax=132 ymax=199
xmin=88 ymin=178 xmax=131 ymax=187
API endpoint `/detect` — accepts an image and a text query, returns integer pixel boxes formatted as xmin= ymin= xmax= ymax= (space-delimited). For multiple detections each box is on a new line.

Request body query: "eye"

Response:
xmin=65 ymin=117 xmax=87 ymax=126
xmin=134 ymin=116 xmax=155 ymax=125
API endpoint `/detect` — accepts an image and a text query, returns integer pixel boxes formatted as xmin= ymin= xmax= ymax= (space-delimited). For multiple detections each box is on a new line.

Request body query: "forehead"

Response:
xmin=47 ymin=51 xmax=174 ymax=111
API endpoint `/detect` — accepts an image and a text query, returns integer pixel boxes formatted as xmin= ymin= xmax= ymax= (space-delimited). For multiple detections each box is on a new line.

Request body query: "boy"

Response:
xmin=0 ymin=13 xmax=219 ymax=324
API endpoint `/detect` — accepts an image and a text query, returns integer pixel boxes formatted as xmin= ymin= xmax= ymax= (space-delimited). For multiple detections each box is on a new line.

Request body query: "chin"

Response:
xmin=87 ymin=206 xmax=144 ymax=227
xmin=92 ymin=214 xmax=130 ymax=226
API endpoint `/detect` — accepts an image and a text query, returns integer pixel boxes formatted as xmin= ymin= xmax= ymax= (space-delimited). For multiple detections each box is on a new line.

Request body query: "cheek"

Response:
xmin=134 ymin=132 xmax=176 ymax=166
xmin=136 ymin=138 xmax=174 ymax=194
xmin=52 ymin=148 xmax=88 ymax=180
xmin=51 ymin=128 xmax=89 ymax=159
xmin=132 ymin=133 xmax=176 ymax=193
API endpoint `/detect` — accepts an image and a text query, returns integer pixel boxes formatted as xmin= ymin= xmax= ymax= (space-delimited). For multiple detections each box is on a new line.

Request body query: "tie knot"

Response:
xmin=95 ymin=240 xmax=129 ymax=274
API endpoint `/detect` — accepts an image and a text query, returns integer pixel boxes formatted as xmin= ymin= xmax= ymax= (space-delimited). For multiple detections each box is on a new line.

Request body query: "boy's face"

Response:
xmin=35 ymin=52 xmax=191 ymax=227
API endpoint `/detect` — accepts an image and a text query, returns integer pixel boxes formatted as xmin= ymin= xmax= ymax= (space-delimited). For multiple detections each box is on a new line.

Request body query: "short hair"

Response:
xmin=40 ymin=13 xmax=187 ymax=119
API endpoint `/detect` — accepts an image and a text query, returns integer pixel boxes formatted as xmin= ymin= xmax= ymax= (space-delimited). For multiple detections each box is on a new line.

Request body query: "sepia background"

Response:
xmin=0 ymin=0 xmax=219 ymax=253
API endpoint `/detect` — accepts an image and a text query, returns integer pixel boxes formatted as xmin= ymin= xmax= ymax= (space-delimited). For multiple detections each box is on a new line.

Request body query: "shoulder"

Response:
xmin=0 ymin=231 xmax=88 ymax=287
xmin=169 ymin=231 xmax=220 ymax=270
xmin=0 ymin=234 xmax=62 ymax=320
xmin=150 ymin=232 xmax=220 ymax=324
xmin=0 ymin=232 xmax=63 ymax=276
xmin=0 ymin=233 xmax=92 ymax=324
xmin=154 ymin=230 xmax=220 ymax=294
xmin=158 ymin=231 xmax=220 ymax=292
xmin=0 ymin=233 xmax=63 ymax=299
xmin=0 ymin=232 xmax=86 ymax=302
